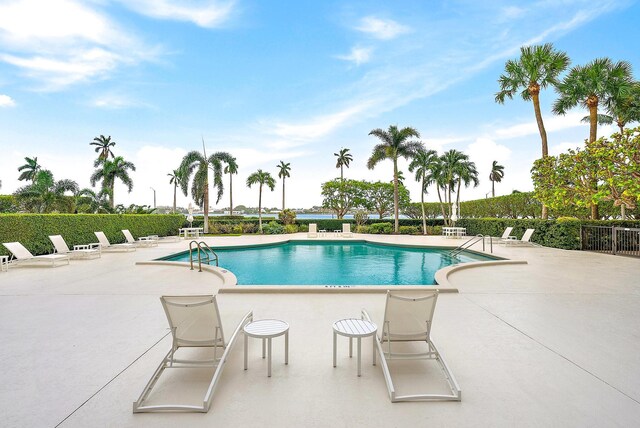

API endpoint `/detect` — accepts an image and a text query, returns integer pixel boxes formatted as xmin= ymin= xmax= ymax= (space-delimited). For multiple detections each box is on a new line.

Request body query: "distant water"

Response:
xmin=200 ymin=213 xmax=410 ymax=220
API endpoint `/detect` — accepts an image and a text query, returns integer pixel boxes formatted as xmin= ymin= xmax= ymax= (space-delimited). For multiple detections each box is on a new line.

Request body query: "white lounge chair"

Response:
xmin=48 ymin=235 xmax=101 ymax=259
xmin=308 ymin=223 xmax=318 ymax=238
xmin=2 ymin=242 xmax=70 ymax=267
xmin=505 ymin=228 xmax=536 ymax=246
xmin=342 ymin=223 xmax=354 ymax=238
xmin=122 ymin=229 xmax=158 ymax=247
xmin=133 ymin=295 xmax=253 ymax=413
xmin=496 ymin=226 xmax=515 ymax=245
xmin=94 ymin=231 xmax=136 ymax=252
xmin=362 ymin=291 xmax=461 ymax=402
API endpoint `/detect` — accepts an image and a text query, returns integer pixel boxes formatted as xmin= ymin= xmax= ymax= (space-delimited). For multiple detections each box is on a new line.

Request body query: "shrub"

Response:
xmin=425 ymin=226 xmax=442 ymax=236
xmin=241 ymin=222 xmax=258 ymax=234
xmin=399 ymin=225 xmax=420 ymax=235
xmin=369 ymin=222 xmax=393 ymax=234
xmin=278 ymin=209 xmax=297 ymax=225
xmin=356 ymin=225 xmax=370 ymax=233
xmin=284 ymin=224 xmax=298 ymax=234
xmin=0 ymin=195 xmax=18 ymax=213
xmin=262 ymin=221 xmax=285 ymax=235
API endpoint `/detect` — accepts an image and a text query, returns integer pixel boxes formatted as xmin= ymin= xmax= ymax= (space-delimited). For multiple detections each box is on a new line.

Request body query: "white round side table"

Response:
xmin=243 ymin=319 xmax=289 ymax=377
xmin=333 ymin=318 xmax=377 ymax=377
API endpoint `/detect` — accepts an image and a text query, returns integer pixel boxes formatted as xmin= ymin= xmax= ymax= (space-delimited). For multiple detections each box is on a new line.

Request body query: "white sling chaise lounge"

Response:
xmin=342 ymin=223 xmax=354 ymax=238
xmin=308 ymin=223 xmax=319 ymax=238
xmin=122 ymin=229 xmax=158 ymax=247
xmin=362 ymin=291 xmax=461 ymax=402
xmin=2 ymin=242 xmax=70 ymax=267
xmin=505 ymin=228 xmax=536 ymax=246
xmin=94 ymin=231 xmax=136 ymax=252
xmin=133 ymin=295 xmax=253 ymax=413
xmin=49 ymin=235 xmax=101 ymax=259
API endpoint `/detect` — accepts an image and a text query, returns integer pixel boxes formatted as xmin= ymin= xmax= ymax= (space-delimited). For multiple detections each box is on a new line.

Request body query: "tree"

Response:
xmin=584 ymin=81 xmax=640 ymax=134
xmin=334 ymin=148 xmax=353 ymax=180
xmin=454 ymin=158 xmax=479 ymax=207
xmin=363 ymin=181 xmax=410 ymax=219
xmin=167 ymin=169 xmax=184 ymax=213
xmin=367 ymin=125 xmax=424 ymax=233
xmin=90 ymin=135 xmax=116 ymax=161
xmin=17 ymin=156 xmax=41 ymax=182
xmin=496 ymin=44 xmax=569 ymax=219
xmin=90 ymin=156 xmax=136 ymax=208
xmin=553 ymin=58 xmax=634 ymax=219
xmin=408 ymin=149 xmax=439 ymax=234
xmin=14 ymin=169 xmax=78 ymax=213
xmin=246 ymin=170 xmax=276 ymax=232
xmin=75 ymin=188 xmax=112 ymax=213
xmin=276 ymin=161 xmax=291 ymax=211
xmin=320 ymin=179 xmax=367 ymax=219
xmin=223 ymin=157 xmax=238 ymax=215
xmin=179 ymin=150 xmax=232 ymax=233
xmin=489 ymin=161 xmax=505 ymax=197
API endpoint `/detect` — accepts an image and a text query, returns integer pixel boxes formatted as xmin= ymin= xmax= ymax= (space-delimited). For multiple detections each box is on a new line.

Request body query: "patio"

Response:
xmin=0 ymin=233 xmax=638 ymax=427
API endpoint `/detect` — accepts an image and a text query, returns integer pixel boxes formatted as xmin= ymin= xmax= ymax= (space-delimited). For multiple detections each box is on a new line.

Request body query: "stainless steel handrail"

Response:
xmin=189 ymin=241 xmax=219 ymax=272
xmin=449 ymin=234 xmax=492 ymax=257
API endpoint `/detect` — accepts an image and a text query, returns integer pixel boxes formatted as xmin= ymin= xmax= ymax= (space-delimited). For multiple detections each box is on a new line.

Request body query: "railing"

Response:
xmin=189 ymin=241 xmax=219 ymax=272
xmin=581 ymin=226 xmax=640 ymax=257
xmin=449 ymin=234 xmax=492 ymax=257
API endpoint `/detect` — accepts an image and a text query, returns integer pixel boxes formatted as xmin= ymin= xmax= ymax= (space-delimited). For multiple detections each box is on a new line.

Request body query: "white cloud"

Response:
xmin=492 ymin=112 xmax=585 ymax=140
xmin=0 ymin=0 xmax=157 ymax=90
xmin=92 ymin=93 xmax=149 ymax=109
xmin=116 ymin=0 xmax=236 ymax=28
xmin=0 ymin=94 xmax=16 ymax=107
xmin=355 ymin=16 xmax=410 ymax=40
xmin=336 ymin=46 xmax=373 ymax=65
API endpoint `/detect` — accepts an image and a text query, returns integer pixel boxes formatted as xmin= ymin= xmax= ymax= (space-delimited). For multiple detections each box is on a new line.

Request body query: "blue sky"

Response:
xmin=0 ymin=0 xmax=639 ymax=210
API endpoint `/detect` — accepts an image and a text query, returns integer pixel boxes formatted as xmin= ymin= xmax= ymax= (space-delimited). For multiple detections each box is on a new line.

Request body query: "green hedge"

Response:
xmin=0 ymin=214 xmax=184 ymax=256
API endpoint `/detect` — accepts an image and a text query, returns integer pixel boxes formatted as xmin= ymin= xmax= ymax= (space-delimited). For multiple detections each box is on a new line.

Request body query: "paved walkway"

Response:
xmin=0 ymin=233 xmax=638 ymax=427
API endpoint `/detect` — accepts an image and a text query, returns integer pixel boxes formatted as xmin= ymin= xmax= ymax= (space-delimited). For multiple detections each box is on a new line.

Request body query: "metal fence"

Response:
xmin=581 ymin=225 xmax=640 ymax=257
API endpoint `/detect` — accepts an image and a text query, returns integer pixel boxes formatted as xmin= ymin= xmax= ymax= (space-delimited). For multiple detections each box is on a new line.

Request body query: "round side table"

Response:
xmin=333 ymin=318 xmax=377 ymax=377
xmin=244 ymin=319 xmax=289 ymax=377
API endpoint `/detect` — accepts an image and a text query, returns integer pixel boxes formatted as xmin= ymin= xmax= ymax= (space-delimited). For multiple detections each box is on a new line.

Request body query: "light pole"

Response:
xmin=150 ymin=187 xmax=156 ymax=208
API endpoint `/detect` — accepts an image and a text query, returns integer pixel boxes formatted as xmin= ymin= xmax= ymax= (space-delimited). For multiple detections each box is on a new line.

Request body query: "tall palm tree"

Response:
xmin=367 ymin=125 xmax=424 ymax=233
xmin=553 ymin=58 xmax=634 ymax=144
xmin=17 ymin=156 xmax=41 ymax=182
xmin=167 ymin=169 xmax=184 ymax=213
xmin=408 ymin=149 xmax=439 ymax=234
xmin=276 ymin=161 xmax=291 ymax=211
xmin=246 ymin=169 xmax=276 ymax=233
xmin=553 ymin=58 xmax=634 ymax=219
xmin=496 ymin=44 xmax=569 ymax=219
xmin=179 ymin=150 xmax=232 ymax=233
xmin=582 ymin=81 xmax=640 ymax=134
xmin=334 ymin=148 xmax=353 ymax=180
xmin=14 ymin=169 xmax=79 ymax=213
xmin=438 ymin=149 xmax=466 ymax=225
xmin=75 ymin=188 xmax=112 ymax=213
xmin=489 ymin=161 xmax=505 ymax=197
xmin=90 ymin=135 xmax=116 ymax=161
xmin=455 ymin=159 xmax=479 ymax=207
xmin=90 ymin=156 xmax=136 ymax=208
xmin=223 ymin=157 xmax=238 ymax=215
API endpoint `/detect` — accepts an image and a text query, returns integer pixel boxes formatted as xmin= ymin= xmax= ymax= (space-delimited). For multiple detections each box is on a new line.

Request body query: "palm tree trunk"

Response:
xmin=588 ymin=102 xmax=599 ymax=220
xmin=282 ymin=178 xmax=285 ymax=212
xmin=393 ymin=159 xmax=399 ymax=233
xmin=203 ymin=179 xmax=209 ymax=234
xmin=110 ymin=181 xmax=115 ymax=208
xmin=173 ymin=182 xmax=177 ymax=213
xmin=492 ymin=179 xmax=495 ymax=198
xmin=532 ymin=91 xmax=550 ymax=220
xmin=258 ymin=185 xmax=263 ymax=232
xmin=340 ymin=165 xmax=344 ymax=181
xmin=229 ymin=173 xmax=233 ymax=215
xmin=621 ymin=203 xmax=626 ymax=220
xmin=436 ymin=186 xmax=447 ymax=226
xmin=420 ymin=180 xmax=427 ymax=235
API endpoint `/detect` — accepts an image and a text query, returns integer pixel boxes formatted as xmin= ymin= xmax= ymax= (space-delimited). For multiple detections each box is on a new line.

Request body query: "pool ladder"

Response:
xmin=189 ymin=241 xmax=219 ymax=272
xmin=449 ymin=234 xmax=492 ymax=257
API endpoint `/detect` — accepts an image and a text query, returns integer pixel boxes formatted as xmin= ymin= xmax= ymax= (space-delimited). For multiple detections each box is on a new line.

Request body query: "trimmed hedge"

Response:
xmin=0 ymin=214 xmax=184 ymax=256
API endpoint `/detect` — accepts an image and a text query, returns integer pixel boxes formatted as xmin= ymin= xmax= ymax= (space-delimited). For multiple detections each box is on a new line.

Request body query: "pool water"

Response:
xmin=160 ymin=241 xmax=497 ymax=286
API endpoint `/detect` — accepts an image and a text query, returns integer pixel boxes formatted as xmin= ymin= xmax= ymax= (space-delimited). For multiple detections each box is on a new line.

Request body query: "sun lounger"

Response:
xmin=122 ymin=229 xmax=158 ymax=247
xmin=362 ymin=291 xmax=461 ymax=402
xmin=505 ymin=228 xmax=536 ymax=246
xmin=133 ymin=295 xmax=253 ymax=413
xmin=94 ymin=231 xmax=136 ymax=252
xmin=48 ymin=235 xmax=101 ymax=259
xmin=342 ymin=223 xmax=354 ymax=238
xmin=308 ymin=223 xmax=319 ymax=238
xmin=2 ymin=242 xmax=70 ymax=267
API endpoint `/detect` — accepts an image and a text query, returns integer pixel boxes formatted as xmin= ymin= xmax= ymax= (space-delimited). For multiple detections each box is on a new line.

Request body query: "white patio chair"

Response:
xmin=2 ymin=242 xmax=70 ymax=268
xmin=48 ymin=235 xmax=101 ymax=259
xmin=94 ymin=231 xmax=136 ymax=252
xmin=342 ymin=223 xmax=354 ymax=238
xmin=122 ymin=229 xmax=158 ymax=247
xmin=362 ymin=291 xmax=461 ymax=402
xmin=505 ymin=228 xmax=537 ymax=246
xmin=133 ymin=295 xmax=253 ymax=413
xmin=307 ymin=223 xmax=318 ymax=238
xmin=496 ymin=226 xmax=516 ymax=245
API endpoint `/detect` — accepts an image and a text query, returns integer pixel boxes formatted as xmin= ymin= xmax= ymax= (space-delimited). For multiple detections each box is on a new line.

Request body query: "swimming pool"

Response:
xmin=159 ymin=240 xmax=498 ymax=286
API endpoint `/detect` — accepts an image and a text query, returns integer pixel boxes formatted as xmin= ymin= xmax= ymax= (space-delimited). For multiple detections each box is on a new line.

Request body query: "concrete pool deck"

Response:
xmin=0 ymin=233 xmax=639 ymax=427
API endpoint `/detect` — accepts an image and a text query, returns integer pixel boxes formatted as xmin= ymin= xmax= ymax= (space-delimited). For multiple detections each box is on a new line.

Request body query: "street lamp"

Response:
xmin=150 ymin=187 xmax=156 ymax=208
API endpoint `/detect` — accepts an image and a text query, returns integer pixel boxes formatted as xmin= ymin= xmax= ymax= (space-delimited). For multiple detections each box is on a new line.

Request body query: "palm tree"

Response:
xmin=553 ymin=58 xmax=634 ymax=144
xmin=17 ymin=156 xmax=41 ymax=182
xmin=553 ymin=58 xmax=634 ymax=219
xmin=90 ymin=135 xmax=116 ymax=161
xmin=75 ymin=188 xmax=112 ymax=213
xmin=246 ymin=169 xmax=276 ymax=233
xmin=334 ymin=148 xmax=353 ymax=180
xmin=14 ymin=169 xmax=79 ymax=213
xmin=223 ymin=157 xmax=238 ymax=215
xmin=276 ymin=161 xmax=291 ymax=211
xmin=455 ymin=159 xmax=479 ymax=207
xmin=582 ymin=81 xmax=640 ymax=134
xmin=167 ymin=169 xmax=184 ymax=213
xmin=408 ymin=149 xmax=439 ymax=234
xmin=489 ymin=161 xmax=505 ymax=197
xmin=367 ymin=125 xmax=424 ymax=233
xmin=496 ymin=44 xmax=569 ymax=219
xmin=90 ymin=156 xmax=136 ymax=208
xmin=179 ymin=150 xmax=232 ymax=233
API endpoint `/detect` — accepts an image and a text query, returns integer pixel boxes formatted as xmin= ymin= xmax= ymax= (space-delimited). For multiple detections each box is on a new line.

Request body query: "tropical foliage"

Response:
xmin=90 ymin=135 xmax=116 ymax=161
xmin=277 ymin=160 xmax=291 ymax=211
xmin=13 ymin=170 xmax=79 ymax=213
xmin=223 ymin=157 xmax=238 ymax=214
xmin=334 ymin=148 xmax=353 ymax=180
xmin=90 ymin=156 xmax=136 ymax=208
xmin=320 ymin=179 xmax=367 ymax=219
xmin=246 ymin=169 xmax=276 ymax=232
xmin=17 ymin=156 xmax=41 ymax=182
xmin=489 ymin=161 xmax=505 ymax=197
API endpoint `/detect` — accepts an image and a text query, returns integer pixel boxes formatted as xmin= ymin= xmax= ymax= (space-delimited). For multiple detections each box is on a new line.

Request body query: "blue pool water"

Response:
xmin=160 ymin=241 xmax=497 ymax=286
